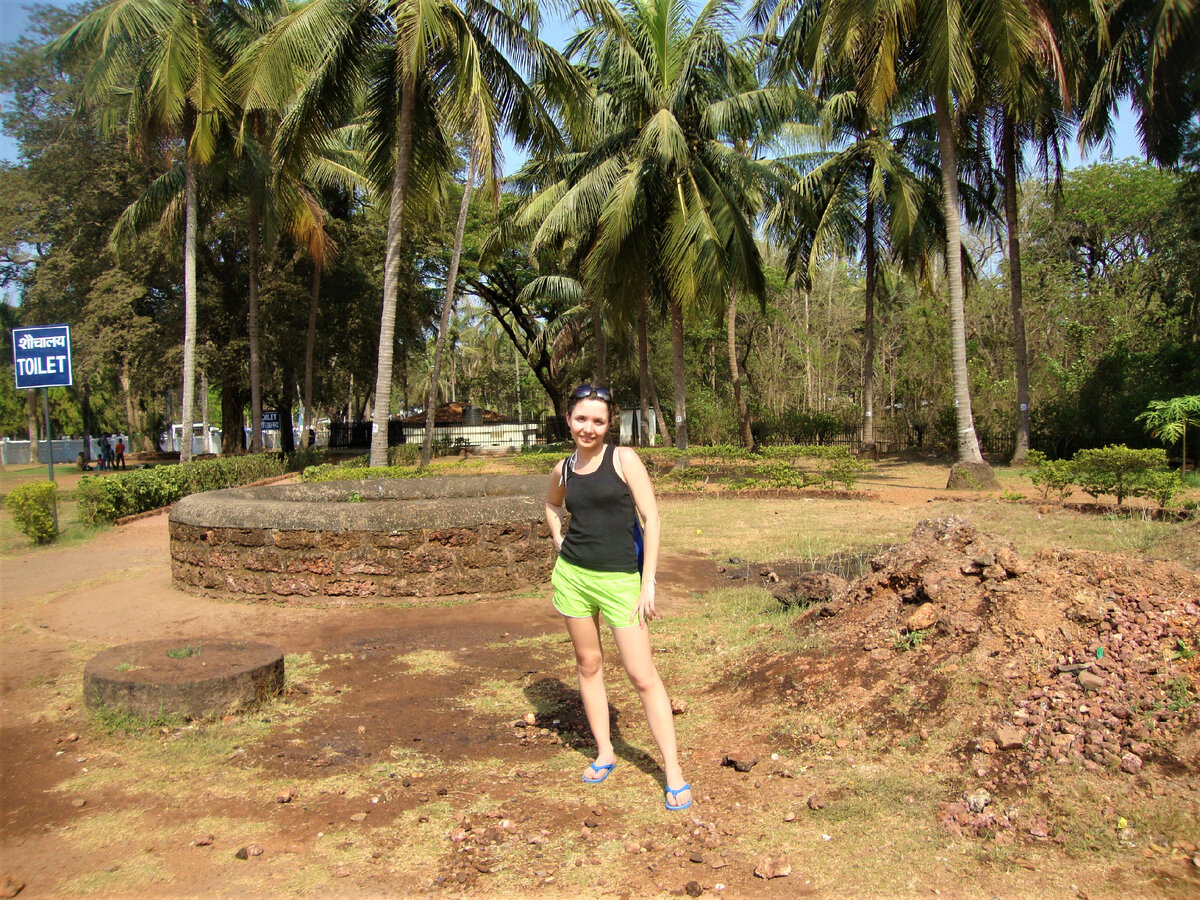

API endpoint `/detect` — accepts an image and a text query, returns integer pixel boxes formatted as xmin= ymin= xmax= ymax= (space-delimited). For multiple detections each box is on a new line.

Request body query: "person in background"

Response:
xmin=114 ymin=437 xmax=126 ymax=470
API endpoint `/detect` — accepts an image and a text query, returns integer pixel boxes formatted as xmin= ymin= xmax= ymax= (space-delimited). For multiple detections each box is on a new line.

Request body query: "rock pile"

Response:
xmin=807 ymin=517 xmax=1200 ymax=777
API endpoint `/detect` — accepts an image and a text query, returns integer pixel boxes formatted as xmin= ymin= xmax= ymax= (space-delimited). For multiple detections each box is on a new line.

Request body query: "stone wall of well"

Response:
xmin=168 ymin=475 xmax=555 ymax=604
xmin=169 ymin=519 xmax=553 ymax=603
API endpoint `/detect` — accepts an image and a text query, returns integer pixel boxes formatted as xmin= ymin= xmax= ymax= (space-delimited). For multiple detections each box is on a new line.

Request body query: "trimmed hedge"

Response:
xmin=301 ymin=463 xmax=426 ymax=483
xmin=5 ymin=481 xmax=58 ymax=544
xmin=76 ymin=454 xmax=286 ymax=524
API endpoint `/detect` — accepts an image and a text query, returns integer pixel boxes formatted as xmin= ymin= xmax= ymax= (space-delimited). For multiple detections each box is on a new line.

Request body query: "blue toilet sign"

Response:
xmin=13 ymin=325 xmax=73 ymax=389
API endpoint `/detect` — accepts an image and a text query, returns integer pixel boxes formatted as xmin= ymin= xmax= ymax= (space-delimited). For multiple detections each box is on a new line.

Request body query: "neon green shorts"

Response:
xmin=552 ymin=556 xmax=641 ymax=628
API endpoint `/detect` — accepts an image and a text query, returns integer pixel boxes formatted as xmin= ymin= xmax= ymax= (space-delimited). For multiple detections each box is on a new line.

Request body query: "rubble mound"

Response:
xmin=799 ymin=517 xmax=1200 ymax=777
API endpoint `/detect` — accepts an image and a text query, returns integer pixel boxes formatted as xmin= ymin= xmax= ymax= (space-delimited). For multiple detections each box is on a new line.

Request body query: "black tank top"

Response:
xmin=560 ymin=446 xmax=639 ymax=573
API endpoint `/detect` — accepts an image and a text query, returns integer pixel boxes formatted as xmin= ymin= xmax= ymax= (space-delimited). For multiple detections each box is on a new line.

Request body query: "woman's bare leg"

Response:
xmin=563 ymin=613 xmax=615 ymax=776
xmin=611 ymin=624 xmax=691 ymax=805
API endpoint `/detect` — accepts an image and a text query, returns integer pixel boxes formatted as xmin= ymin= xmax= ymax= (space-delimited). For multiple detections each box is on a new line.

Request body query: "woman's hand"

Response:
xmin=632 ymin=580 xmax=657 ymax=627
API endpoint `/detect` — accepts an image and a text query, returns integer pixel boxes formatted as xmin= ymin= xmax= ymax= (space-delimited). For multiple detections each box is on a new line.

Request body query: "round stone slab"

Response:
xmin=83 ymin=639 xmax=285 ymax=720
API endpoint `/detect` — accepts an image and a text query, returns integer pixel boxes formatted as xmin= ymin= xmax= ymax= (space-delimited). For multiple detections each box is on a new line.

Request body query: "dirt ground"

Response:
xmin=1 ymin=467 xmax=1198 ymax=899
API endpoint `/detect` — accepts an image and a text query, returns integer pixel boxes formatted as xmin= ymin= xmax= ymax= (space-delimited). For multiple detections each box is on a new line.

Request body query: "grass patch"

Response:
xmin=661 ymin=497 xmax=909 ymax=562
xmin=393 ymin=648 xmax=460 ymax=675
xmin=54 ymin=853 xmax=172 ymax=895
xmin=460 ymin=676 xmax=538 ymax=718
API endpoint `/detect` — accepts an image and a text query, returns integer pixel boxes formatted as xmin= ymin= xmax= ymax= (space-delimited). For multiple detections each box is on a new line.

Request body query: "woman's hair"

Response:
xmin=566 ymin=383 xmax=620 ymax=422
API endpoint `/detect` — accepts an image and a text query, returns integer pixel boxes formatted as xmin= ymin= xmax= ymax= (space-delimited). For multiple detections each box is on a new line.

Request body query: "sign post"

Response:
xmin=13 ymin=325 xmax=73 ymax=533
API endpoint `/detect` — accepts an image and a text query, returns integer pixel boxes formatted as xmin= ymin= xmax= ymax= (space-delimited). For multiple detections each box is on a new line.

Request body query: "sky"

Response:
xmin=0 ymin=0 xmax=1146 ymax=169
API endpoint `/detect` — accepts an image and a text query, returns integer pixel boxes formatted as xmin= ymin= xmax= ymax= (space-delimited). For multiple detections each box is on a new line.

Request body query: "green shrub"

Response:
xmin=4 ymin=481 xmax=58 ymax=544
xmin=825 ymin=455 xmax=870 ymax=489
xmin=301 ymin=464 xmax=426 ymax=483
xmin=1141 ymin=469 xmax=1183 ymax=508
xmin=76 ymin=454 xmax=285 ymax=524
xmin=284 ymin=446 xmax=326 ymax=472
xmin=1072 ymin=445 xmax=1170 ymax=505
xmin=1025 ymin=450 xmax=1077 ymax=502
xmin=388 ymin=444 xmax=419 ymax=466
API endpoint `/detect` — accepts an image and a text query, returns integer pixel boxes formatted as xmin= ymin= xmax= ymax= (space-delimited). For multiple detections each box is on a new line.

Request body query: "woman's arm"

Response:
xmin=545 ymin=460 xmax=568 ymax=552
xmin=617 ymin=446 xmax=661 ymax=624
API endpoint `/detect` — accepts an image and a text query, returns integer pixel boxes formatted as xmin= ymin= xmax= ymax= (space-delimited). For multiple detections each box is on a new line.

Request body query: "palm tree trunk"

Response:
xmin=369 ymin=78 xmax=418 ymax=467
xmin=303 ymin=264 xmax=320 ymax=449
xmin=180 ymin=154 xmax=198 ymax=463
xmin=862 ymin=194 xmax=877 ymax=457
xmin=934 ymin=93 xmax=985 ymax=465
xmin=669 ymin=295 xmax=688 ymax=450
xmin=637 ymin=301 xmax=652 ymax=446
xmin=248 ymin=198 xmax=263 ymax=454
xmin=1003 ymin=113 xmax=1031 ymax=463
xmin=727 ymin=290 xmax=754 ymax=451
xmin=422 ymin=150 xmax=477 ymax=466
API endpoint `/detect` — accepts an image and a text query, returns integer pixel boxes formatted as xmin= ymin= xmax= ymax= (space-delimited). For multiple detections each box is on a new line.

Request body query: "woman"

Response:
xmin=545 ymin=384 xmax=692 ymax=811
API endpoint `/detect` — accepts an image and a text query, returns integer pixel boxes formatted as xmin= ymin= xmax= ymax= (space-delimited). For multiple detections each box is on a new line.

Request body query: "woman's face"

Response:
xmin=568 ymin=398 xmax=610 ymax=450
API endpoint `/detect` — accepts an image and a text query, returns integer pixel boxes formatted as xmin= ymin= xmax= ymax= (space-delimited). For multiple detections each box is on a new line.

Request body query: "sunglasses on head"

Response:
xmin=570 ymin=384 xmax=613 ymax=403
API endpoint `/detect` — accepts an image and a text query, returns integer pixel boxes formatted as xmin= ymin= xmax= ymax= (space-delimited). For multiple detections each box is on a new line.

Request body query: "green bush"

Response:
xmin=301 ymin=464 xmax=426 ymax=483
xmin=76 ymin=454 xmax=285 ymax=524
xmin=1072 ymin=445 xmax=1170 ymax=505
xmin=388 ymin=444 xmax=420 ymax=466
xmin=284 ymin=446 xmax=326 ymax=472
xmin=1025 ymin=450 xmax=1077 ymax=502
xmin=4 ymin=481 xmax=58 ymax=544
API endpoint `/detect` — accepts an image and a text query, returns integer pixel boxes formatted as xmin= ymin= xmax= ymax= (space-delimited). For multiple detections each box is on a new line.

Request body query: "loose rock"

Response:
xmin=906 ymin=603 xmax=938 ymax=632
xmin=721 ymin=753 xmax=758 ymax=773
xmin=754 ymin=856 xmax=791 ymax=879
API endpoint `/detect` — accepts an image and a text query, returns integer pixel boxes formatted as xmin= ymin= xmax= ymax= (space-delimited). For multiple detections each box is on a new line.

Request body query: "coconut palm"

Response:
xmin=755 ymin=0 xmax=1045 ymax=472
xmin=238 ymin=0 xmax=579 ymax=466
xmin=765 ymin=86 xmax=945 ymax=455
xmin=53 ymin=0 xmax=243 ymax=461
xmin=1080 ymin=0 xmax=1200 ymax=166
xmin=972 ymin=0 xmax=1085 ymax=463
xmin=522 ymin=0 xmax=787 ymax=451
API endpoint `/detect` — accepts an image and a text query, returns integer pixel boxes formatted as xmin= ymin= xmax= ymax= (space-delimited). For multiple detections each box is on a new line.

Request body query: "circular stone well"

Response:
xmin=169 ymin=474 xmax=555 ymax=604
xmin=83 ymin=639 xmax=285 ymax=719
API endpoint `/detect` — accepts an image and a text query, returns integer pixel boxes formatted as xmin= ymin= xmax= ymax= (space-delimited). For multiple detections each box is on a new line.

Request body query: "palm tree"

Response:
xmin=523 ymin=0 xmax=785 ymax=451
xmin=1080 ymin=0 xmax=1199 ymax=166
xmin=53 ymin=0 xmax=240 ymax=462
xmin=755 ymin=0 xmax=1041 ymax=476
xmin=422 ymin=148 xmax=479 ymax=465
xmin=240 ymin=0 xmax=578 ymax=466
xmin=973 ymin=0 xmax=1083 ymax=463
xmin=766 ymin=87 xmax=944 ymax=455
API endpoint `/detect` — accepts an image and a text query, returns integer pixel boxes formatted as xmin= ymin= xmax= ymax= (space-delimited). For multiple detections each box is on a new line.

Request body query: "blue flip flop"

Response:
xmin=664 ymin=783 xmax=693 ymax=811
xmin=582 ymin=762 xmax=617 ymax=783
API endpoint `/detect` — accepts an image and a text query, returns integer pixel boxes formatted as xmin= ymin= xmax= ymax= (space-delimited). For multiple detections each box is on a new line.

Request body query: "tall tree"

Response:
xmin=766 ymin=87 xmax=944 ymax=456
xmin=523 ymin=0 xmax=783 ymax=451
xmin=422 ymin=149 xmax=478 ymax=466
xmin=54 ymin=0 xmax=241 ymax=462
xmin=240 ymin=0 xmax=577 ymax=466
xmin=755 ymin=0 xmax=1037 ymax=476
